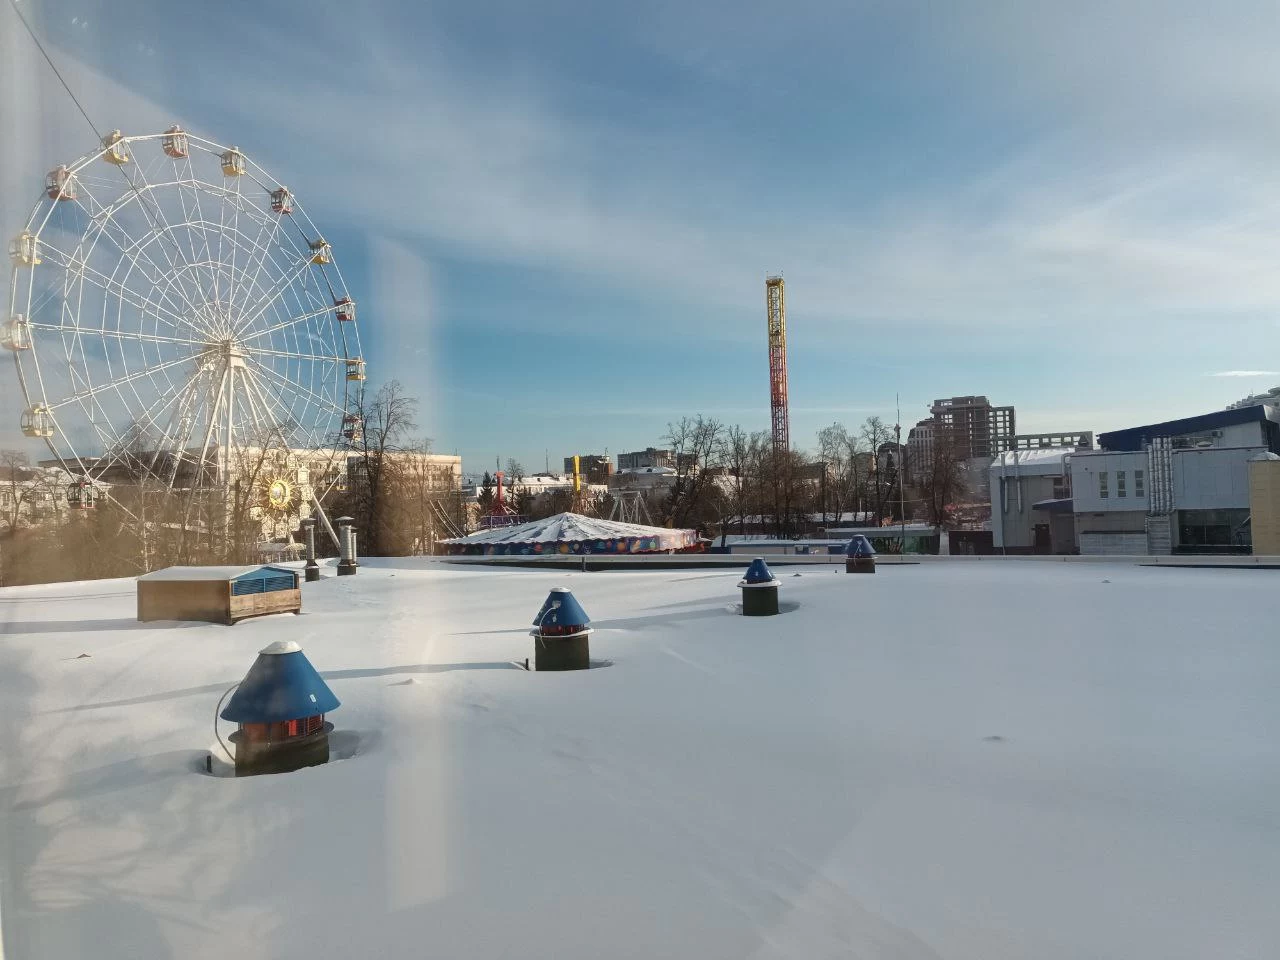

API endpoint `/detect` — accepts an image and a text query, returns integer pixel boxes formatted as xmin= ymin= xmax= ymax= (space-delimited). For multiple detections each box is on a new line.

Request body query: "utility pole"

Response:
xmin=897 ymin=393 xmax=906 ymax=552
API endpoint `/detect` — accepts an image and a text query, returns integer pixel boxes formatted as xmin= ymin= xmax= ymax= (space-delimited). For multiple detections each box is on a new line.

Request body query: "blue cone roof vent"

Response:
xmin=220 ymin=640 xmax=340 ymax=723
xmin=847 ymin=535 xmax=876 ymax=558
xmin=741 ymin=557 xmax=777 ymax=584
xmin=532 ymin=586 xmax=591 ymax=631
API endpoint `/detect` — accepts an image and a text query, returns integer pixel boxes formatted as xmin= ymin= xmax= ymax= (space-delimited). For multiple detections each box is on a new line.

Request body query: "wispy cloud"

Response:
xmin=9 ymin=2 xmax=1280 ymax=460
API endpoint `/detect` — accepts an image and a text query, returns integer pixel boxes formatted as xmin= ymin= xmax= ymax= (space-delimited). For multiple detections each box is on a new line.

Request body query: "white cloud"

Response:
xmin=1208 ymin=371 xmax=1280 ymax=378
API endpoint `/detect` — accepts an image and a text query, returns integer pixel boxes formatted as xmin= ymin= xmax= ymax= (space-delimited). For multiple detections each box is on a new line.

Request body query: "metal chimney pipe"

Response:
xmin=302 ymin=517 xmax=320 ymax=582
xmin=336 ymin=516 xmax=356 ymax=576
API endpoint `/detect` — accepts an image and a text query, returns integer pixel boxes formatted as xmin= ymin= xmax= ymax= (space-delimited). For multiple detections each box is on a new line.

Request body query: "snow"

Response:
xmin=260 ymin=639 xmax=302 ymax=655
xmin=136 ymin=564 xmax=292 ymax=581
xmin=990 ymin=449 xmax=1072 ymax=471
xmin=442 ymin=511 xmax=692 ymax=546
xmin=2 ymin=561 xmax=1279 ymax=959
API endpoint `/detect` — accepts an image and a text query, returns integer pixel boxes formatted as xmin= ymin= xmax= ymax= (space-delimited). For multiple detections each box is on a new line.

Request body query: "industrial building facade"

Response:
xmin=991 ymin=404 xmax=1280 ymax=555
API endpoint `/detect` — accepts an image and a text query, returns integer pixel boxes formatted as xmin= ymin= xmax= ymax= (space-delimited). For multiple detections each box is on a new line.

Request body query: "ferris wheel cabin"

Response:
xmin=1 ymin=316 xmax=31 ymax=351
xmin=345 ymin=358 xmax=366 ymax=382
xmin=342 ymin=414 xmax=363 ymax=442
xmin=9 ymin=232 xmax=40 ymax=267
xmin=44 ymin=166 xmax=76 ymax=201
xmin=66 ymin=480 xmax=97 ymax=510
xmin=309 ymin=238 xmax=332 ymax=264
xmin=334 ymin=297 xmax=356 ymax=322
xmin=101 ymin=130 xmax=129 ymax=165
xmin=221 ymin=147 xmax=246 ymax=176
xmin=270 ymin=187 xmax=293 ymax=215
xmin=20 ymin=405 xmax=54 ymax=439
xmin=162 ymin=125 xmax=189 ymax=158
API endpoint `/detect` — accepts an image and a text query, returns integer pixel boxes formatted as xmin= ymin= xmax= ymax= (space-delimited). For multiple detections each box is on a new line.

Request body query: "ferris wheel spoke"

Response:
xmin=228 ymin=192 xmax=279 ymax=318
xmin=233 ymin=256 xmax=315 ymax=335
xmin=205 ymin=160 xmax=230 ymax=308
xmin=224 ymin=173 xmax=245 ymax=327
xmin=25 ymin=321 xmax=208 ymax=349
xmin=81 ymin=175 xmax=208 ymax=321
xmin=119 ymin=161 xmax=214 ymax=309
xmin=238 ymin=304 xmax=336 ymax=343
xmin=240 ymin=364 xmax=295 ymax=432
xmin=242 ymin=344 xmax=347 ymax=364
xmin=231 ymin=211 xmax=289 ymax=328
xmin=47 ymin=353 xmax=194 ymax=411
xmin=169 ymin=172 xmax=212 ymax=304
xmin=75 ymin=180 xmax=170 ymax=281
xmin=177 ymin=164 xmax=222 ymax=304
xmin=244 ymin=355 xmax=347 ymax=420
xmin=39 ymin=245 xmax=193 ymax=332
xmin=122 ymin=363 xmax=201 ymax=441
xmin=72 ymin=181 xmax=203 ymax=332
xmin=69 ymin=209 xmax=198 ymax=337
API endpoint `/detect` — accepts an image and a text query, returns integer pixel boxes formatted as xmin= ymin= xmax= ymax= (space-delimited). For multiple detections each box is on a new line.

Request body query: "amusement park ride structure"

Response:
xmin=479 ymin=470 xmax=523 ymax=529
xmin=765 ymin=275 xmax=790 ymax=455
xmin=5 ymin=127 xmax=365 ymax=547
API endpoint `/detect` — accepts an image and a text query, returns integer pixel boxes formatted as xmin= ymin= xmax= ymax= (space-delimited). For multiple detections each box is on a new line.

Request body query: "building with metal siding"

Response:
xmin=1065 ymin=405 xmax=1280 ymax=555
xmin=990 ymin=449 xmax=1075 ymax=552
xmin=1097 ymin=405 xmax=1280 ymax=454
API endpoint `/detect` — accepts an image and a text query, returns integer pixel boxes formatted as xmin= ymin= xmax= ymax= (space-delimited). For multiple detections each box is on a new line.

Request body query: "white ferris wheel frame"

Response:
xmin=5 ymin=129 xmax=364 ymax=510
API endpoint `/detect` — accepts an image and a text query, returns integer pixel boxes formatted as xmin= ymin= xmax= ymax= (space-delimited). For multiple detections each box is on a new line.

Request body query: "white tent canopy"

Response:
xmin=442 ymin=512 xmax=698 ymax=554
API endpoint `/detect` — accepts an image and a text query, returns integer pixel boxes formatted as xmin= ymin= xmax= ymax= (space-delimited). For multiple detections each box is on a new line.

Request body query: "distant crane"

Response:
xmin=765 ymin=276 xmax=790 ymax=454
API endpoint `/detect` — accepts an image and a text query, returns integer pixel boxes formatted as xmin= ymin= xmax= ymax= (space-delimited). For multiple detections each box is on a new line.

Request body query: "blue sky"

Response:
xmin=5 ymin=0 xmax=1280 ymax=471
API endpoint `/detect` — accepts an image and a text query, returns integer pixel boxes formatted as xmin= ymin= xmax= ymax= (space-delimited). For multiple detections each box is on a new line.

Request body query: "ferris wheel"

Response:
xmin=3 ymin=127 xmax=365 ymax=509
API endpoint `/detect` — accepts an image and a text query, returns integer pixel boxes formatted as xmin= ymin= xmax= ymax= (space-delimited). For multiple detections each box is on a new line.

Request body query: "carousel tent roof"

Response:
xmin=442 ymin=512 xmax=691 ymax=546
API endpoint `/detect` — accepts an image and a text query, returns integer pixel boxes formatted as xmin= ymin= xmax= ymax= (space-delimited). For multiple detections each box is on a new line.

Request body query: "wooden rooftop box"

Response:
xmin=137 ymin=565 xmax=301 ymax=625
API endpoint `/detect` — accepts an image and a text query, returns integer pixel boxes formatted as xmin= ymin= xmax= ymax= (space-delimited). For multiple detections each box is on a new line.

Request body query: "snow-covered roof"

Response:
xmin=990 ymin=448 xmax=1071 ymax=472
xmin=137 ymin=565 xmax=294 ymax=581
xmin=442 ymin=512 xmax=690 ymax=546
xmin=5 ymin=562 xmax=1278 ymax=955
xmin=615 ymin=466 xmax=675 ymax=475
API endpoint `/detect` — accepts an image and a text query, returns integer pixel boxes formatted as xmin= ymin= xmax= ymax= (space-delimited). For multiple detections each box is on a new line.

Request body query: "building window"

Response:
xmin=1098 ymin=471 xmax=1109 ymax=499
xmin=1117 ymin=471 xmax=1127 ymax=498
xmin=1135 ymin=469 xmax=1145 ymax=498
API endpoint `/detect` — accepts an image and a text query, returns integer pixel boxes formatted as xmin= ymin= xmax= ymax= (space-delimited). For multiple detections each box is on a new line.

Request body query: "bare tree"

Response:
xmin=662 ymin=415 xmax=725 ymax=529
xmin=762 ymin=447 xmax=814 ymax=538
xmin=346 ymin=381 xmax=419 ymax=556
xmin=720 ymin=426 xmax=767 ymax=542
xmin=861 ymin=416 xmax=902 ymax=524
xmin=816 ymin=423 xmax=856 ymax=525
xmin=0 ymin=450 xmax=38 ymax=535
xmin=915 ymin=434 xmax=968 ymax=528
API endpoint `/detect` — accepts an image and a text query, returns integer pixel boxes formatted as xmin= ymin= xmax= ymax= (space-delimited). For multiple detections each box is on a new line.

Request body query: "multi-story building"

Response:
xmin=905 ymin=419 xmax=934 ymax=483
xmin=1227 ymin=386 xmax=1280 ymax=410
xmin=617 ymin=447 xmax=697 ymax=471
xmin=929 ymin=396 xmax=1015 ymax=461
xmin=563 ymin=455 xmax=612 ymax=485
xmin=608 ymin=466 xmax=678 ymax=493
xmin=1001 ymin=431 xmax=1094 ymax=452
